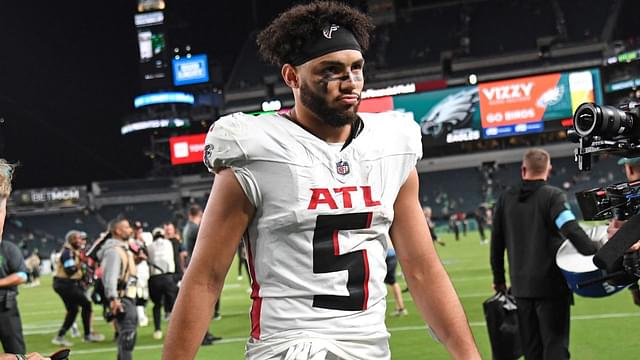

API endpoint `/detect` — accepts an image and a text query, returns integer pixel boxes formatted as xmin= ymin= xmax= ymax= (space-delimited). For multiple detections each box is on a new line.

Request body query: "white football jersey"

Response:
xmin=204 ymin=111 xmax=422 ymax=352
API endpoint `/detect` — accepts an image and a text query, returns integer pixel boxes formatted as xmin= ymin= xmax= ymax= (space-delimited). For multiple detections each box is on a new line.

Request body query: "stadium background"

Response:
xmin=2 ymin=0 xmax=640 ymax=358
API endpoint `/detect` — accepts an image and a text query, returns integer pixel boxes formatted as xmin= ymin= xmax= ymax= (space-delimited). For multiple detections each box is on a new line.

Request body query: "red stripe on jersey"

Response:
xmin=332 ymin=230 xmax=340 ymax=256
xmin=250 ymin=297 xmax=262 ymax=339
xmin=245 ymin=237 xmax=262 ymax=339
xmin=366 ymin=212 xmax=373 ymax=227
xmin=362 ymin=249 xmax=370 ymax=310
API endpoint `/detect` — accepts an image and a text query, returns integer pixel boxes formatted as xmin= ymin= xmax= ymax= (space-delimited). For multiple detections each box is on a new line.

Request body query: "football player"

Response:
xmin=163 ymin=2 xmax=480 ymax=359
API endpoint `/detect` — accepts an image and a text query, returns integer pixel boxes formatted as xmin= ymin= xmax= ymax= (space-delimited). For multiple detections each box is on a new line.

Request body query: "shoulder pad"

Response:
xmin=359 ymin=111 xmax=422 ymax=160
xmin=204 ymin=113 xmax=251 ymax=172
xmin=203 ymin=112 xmax=293 ymax=173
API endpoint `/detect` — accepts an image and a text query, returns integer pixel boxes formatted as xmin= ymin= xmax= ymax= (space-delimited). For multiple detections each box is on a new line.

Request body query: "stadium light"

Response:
xmin=262 ymin=100 xmax=282 ymax=112
xmin=468 ymin=74 xmax=478 ymax=85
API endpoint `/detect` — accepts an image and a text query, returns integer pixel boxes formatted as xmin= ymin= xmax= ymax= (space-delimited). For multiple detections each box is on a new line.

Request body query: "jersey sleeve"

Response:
xmin=6 ymin=242 xmax=28 ymax=276
xmin=373 ymin=111 xmax=423 ymax=161
xmin=548 ymin=188 xmax=575 ymax=228
xmin=369 ymin=111 xmax=423 ymax=183
xmin=204 ymin=112 xmax=252 ymax=173
xmin=358 ymin=112 xmax=422 ymax=187
xmin=204 ymin=112 xmax=262 ymax=207
xmin=400 ymin=116 xmax=423 ymax=183
xmin=60 ymin=248 xmax=78 ymax=276
xmin=60 ymin=248 xmax=75 ymax=268
xmin=396 ymin=113 xmax=422 ymax=165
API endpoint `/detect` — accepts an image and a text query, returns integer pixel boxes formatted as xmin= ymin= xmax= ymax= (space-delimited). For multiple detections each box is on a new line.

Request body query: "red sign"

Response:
xmin=479 ymin=73 xmax=561 ymax=128
xmin=561 ymin=118 xmax=573 ymax=128
xmin=358 ymin=96 xmax=394 ymax=113
xmin=169 ymin=133 xmax=206 ymax=165
xmin=415 ymin=79 xmax=447 ymax=92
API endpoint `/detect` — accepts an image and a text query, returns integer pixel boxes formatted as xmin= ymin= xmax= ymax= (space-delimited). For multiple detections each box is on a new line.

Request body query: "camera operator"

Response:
xmin=0 ymin=160 xmax=28 ymax=355
xmin=51 ymin=230 xmax=104 ymax=346
xmin=491 ymin=149 xmax=599 ymax=360
xmin=607 ymin=157 xmax=640 ymax=306
xmin=97 ymin=217 xmax=138 ymax=360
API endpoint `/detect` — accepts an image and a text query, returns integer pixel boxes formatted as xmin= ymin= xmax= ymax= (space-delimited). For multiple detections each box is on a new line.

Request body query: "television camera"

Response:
xmin=575 ymin=180 xmax=640 ymax=221
xmin=570 ymin=101 xmax=640 ymax=223
xmin=569 ymin=101 xmax=640 ymax=171
xmin=567 ymin=102 xmax=640 ymax=288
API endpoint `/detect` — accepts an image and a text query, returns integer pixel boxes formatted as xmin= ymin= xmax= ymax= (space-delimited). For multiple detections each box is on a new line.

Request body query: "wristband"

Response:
xmin=16 ymin=354 xmax=27 ymax=360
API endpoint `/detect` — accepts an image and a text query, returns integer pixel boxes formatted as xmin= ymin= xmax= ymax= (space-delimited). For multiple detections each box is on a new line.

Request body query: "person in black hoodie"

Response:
xmin=490 ymin=148 xmax=599 ymax=360
xmin=0 ymin=160 xmax=28 ymax=355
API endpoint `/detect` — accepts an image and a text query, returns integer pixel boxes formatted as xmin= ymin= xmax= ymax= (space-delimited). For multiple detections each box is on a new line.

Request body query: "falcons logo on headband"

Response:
xmin=323 ymin=24 xmax=339 ymax=39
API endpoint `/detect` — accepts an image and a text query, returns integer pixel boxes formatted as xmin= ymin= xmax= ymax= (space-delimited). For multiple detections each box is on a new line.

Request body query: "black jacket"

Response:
xmin=490 ymin=180 xmax=595 ymax=298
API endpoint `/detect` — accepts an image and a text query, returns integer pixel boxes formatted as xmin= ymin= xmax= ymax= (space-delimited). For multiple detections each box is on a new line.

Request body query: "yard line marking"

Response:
xmin=19 ymin=301 xmax=59 ymax=307
xmin=222 ymin=283 xmax=243 ymax=288
xmin=30 ymin=312 xmax=640 ymax=348
xmin=23 ymin=322 xmax=59 ymax=328
xmin=37 ymin=312 xmax=640 ymax=353
xmin=24 ymin=330 xmax=57 ymax=335
xmin=71 ymin=337 xmax=249 ymax=354
xmin=456 ymin=292 xmax=494 ymax=298
xmin=389 ymin=312 xmax=640 ymax=332
xmin=571 ymin=312 xmax=640 ymax=320
xmin=22 ymin=310 xmax=76 ymax=317
xmin=387 ymin=292 xmax=494 ymax=304
xmin=448 ymin=275 xmax=493 ymax=282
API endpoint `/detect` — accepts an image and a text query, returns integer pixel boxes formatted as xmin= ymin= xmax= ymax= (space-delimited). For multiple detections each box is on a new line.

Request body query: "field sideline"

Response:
xmin=15 ymin=231 xmax=640 ymax=359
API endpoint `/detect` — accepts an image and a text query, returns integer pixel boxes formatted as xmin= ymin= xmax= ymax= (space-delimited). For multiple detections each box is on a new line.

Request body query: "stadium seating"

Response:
xmin=419 ymin=155 xmax=626 ymax=222
xmin=225 ymin=0 xmax=615 ymax=90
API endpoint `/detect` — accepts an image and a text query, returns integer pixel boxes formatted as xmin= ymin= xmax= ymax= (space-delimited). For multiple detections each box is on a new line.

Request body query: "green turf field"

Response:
xmin=16 ymin=231 xmax=640 ymax=359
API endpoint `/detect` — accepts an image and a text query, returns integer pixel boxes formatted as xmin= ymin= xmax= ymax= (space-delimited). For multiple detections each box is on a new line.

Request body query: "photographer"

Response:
xmin=0 ymin=160 xmax=28 ymax=355
xmin=607 ymin=157 xmax=640 ymax=306
xmin=97 ymin=217 xmax=138 ymax=360
xmin=52 ymin=230 xmax=104 ymax=346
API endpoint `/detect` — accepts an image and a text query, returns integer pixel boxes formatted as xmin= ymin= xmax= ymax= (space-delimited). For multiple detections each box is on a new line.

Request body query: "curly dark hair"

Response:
xmin=257 ymin=1 xmax=375 ymax=66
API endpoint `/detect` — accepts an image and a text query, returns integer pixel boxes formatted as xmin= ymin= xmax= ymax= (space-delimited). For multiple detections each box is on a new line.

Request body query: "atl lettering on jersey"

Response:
xmin=308 ymin=186 xmax=381 ymax=210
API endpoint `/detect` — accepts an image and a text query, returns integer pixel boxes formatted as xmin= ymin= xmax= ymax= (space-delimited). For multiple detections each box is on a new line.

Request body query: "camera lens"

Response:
xmin=573 ymin=102 xmax=636 ymax=138
xmin=574 ymin=104 xmax=596 ymax=135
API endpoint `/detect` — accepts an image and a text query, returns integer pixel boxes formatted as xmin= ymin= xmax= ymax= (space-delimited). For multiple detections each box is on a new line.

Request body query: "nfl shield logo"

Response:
xmin=336 ymin=160 xmax=350 ymax=175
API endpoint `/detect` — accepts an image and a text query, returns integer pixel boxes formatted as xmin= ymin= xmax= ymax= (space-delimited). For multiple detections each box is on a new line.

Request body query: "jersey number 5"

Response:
xmin=312 ymin=212 xmax=372 ymax=311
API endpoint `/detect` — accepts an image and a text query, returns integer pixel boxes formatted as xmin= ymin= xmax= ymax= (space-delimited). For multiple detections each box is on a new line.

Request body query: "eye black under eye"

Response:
xmin=324 ymin=66 xmax=341 ymax=73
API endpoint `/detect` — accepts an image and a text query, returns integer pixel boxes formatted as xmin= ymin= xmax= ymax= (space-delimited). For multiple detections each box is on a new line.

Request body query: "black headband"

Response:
xmin=290 ymin=24 xmax=362 ymax=66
